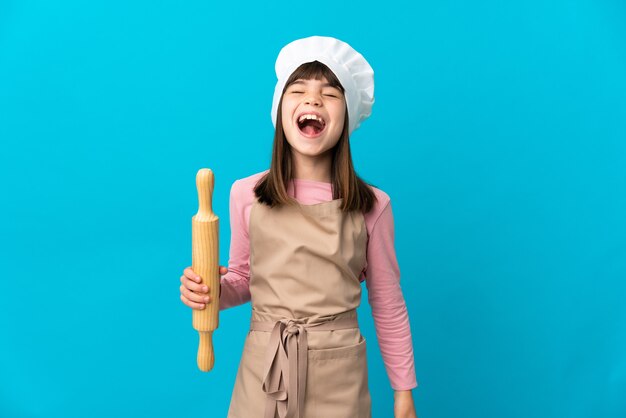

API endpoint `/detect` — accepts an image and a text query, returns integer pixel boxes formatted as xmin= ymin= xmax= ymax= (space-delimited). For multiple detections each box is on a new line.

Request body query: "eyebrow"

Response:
xmin=290 ymin=80 xmax=337 ymax=88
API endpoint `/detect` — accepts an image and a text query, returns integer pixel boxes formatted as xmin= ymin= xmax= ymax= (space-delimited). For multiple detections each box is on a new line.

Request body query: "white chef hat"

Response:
xmin=271 ymin=35 xmax=375 ymax=136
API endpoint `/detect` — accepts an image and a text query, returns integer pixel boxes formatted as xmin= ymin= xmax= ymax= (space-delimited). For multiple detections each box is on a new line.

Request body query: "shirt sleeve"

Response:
xmin=218 ymin=180 xmax=252 ymax=311
xmin=365 ymin=199 xmax=419 ymax=391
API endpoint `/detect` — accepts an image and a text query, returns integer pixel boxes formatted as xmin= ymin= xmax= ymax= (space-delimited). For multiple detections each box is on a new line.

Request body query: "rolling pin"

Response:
xmin=191 ymin=168 xmax=220 ymax=372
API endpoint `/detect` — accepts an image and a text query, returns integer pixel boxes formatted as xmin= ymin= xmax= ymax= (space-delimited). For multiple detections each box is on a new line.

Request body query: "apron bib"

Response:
xmin=227 ymin=197 xmax=372 ymax=418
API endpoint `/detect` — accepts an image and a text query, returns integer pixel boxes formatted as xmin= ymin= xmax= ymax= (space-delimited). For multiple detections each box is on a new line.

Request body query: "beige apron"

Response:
xmin=227 ymin=197 xmax=372 ymax=418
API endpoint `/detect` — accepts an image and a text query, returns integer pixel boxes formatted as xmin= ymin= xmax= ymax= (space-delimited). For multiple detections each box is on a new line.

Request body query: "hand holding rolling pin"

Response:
xmin=180 ymin=266 xmax=227 ymax=310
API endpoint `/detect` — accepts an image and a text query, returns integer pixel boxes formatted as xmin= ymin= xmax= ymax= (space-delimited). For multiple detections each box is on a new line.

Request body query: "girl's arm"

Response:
xmin=364 ymin=198 xmax=418 ymax=391
xmin=219 ymin=180 xmax=252 ymax=311
xmin=365 ymin=198 xmax=418 ymax=416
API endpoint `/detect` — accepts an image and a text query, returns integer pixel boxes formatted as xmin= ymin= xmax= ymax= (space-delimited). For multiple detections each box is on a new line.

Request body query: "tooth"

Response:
xmin=298 ymin=114 xmax=325 ymax=125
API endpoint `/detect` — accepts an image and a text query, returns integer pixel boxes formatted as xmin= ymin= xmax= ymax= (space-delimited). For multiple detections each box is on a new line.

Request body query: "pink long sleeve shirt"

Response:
xmin=218 ymin=170 xmax=418 ymax=391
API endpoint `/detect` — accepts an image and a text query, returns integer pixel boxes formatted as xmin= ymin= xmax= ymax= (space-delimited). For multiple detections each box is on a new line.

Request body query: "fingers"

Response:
xmin=180 ymin=280 xmax=211 ymax=302
xmin=180 ymin=269 xmax=212 ymax=308
xmin=180 ymin=293 xmax=206 ymax=310
xmin=184 ymin=267 xmax=203 ymax=284
xmin=181 ymin=266 xmax=227 ymax=310
xmin=181 ymin=272 xmax=208 ymax=293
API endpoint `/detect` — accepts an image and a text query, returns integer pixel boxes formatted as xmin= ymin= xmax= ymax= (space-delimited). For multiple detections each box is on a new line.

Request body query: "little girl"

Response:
xmin=179 ymin=36 xmax=418 ymax=418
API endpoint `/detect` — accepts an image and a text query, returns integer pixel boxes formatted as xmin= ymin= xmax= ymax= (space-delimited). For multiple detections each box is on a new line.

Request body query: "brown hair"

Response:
xmin=253 ymin=60 xmax=378 ymax=214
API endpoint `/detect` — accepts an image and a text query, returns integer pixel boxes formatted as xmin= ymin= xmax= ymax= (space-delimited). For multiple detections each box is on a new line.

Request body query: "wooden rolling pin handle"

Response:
xmin=197 ymin=331 xmax=214 ymax=372
xmin=196 ymin=169 xmax=215 ymax=221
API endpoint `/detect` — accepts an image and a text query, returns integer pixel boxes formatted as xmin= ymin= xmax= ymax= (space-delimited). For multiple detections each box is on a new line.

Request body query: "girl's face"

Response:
xmin=281 ymin=76 xmax=346 ymax=159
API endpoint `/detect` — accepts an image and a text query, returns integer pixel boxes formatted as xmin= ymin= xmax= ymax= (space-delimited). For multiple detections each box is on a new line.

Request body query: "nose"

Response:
xmin=303 ymin=92 xmax=322 ymax=106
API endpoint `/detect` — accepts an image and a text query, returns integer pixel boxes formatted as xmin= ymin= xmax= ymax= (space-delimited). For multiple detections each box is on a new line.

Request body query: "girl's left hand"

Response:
xmin=394 ymin=390 xmax=418 ymax=418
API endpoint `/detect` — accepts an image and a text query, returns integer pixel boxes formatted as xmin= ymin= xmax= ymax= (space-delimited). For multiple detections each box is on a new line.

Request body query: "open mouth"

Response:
xmin=297 ymin=115 xmax=326 ymax=137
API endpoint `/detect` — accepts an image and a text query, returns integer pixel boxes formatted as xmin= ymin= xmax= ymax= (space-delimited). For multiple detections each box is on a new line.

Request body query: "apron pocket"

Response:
xmin=228 ymin=337 xmax=267 ymax=418
xmin=305 ymin=335 xmax=372 ymax=418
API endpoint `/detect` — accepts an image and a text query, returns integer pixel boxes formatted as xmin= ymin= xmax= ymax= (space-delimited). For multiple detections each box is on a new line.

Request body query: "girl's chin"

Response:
xmin=291 ymin=147 xmax=331 ymax=159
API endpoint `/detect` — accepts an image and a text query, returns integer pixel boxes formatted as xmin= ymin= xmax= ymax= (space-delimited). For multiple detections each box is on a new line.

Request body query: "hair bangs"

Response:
xmin=283 ymin=61 xmax=345 ymax=94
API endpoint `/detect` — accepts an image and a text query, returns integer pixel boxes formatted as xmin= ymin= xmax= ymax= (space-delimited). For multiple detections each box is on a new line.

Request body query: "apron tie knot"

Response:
xmin=284 ymin=319 xmax=303 ymax=336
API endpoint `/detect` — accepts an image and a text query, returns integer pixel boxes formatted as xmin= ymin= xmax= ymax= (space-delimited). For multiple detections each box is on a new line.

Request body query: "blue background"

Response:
xmin=1 ymin=0 xmax=625 ymax=417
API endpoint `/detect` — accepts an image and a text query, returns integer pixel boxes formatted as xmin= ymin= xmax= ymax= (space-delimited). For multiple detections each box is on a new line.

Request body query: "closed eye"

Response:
xmin=289 ymin=90 xmax=339 ymax=98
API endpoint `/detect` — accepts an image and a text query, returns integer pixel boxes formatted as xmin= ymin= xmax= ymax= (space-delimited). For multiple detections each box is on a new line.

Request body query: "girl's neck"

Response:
xmin=293 ymin=177 xmax=332 ymax=185
xmin=292 ymin=153 xmax=332 ymax=183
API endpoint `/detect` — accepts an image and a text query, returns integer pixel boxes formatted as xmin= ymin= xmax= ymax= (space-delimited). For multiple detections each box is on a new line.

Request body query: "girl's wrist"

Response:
xmin=394 ymin=389 xmax=413 ymax=398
